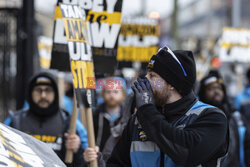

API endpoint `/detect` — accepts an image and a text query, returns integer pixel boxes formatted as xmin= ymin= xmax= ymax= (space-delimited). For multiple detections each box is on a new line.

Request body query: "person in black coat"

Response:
xmin=107 ymin=47 xmax=228 ymax=167
xmin=9 ymin=72 xmax=85 ymax=167
xmin=84 ymin=77 xmax=128 ymax=164
xmin=198 ymin=71 xmax=250 ymax=167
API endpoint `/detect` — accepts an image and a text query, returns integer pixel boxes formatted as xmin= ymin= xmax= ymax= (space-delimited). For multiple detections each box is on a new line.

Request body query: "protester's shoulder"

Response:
xmin=59 ymin=108 xmax=70 ymax=121
xmin=196 ymin=109 xmax=227 ymax=131
xmin=194 ymin=104 xmax=227 ymax=125
xmin=191 ymin=101 xmax=226 ymax=118
xmin=9 ymin=109 xmax=29 ymax=127
xmin=235 ymin=88 xmax=250 ymax=101
xmin=11 ymin=109 xmax=29 ymax=118
xmin=93 ymin=104 xmax=106 ymax=117
xmin=201 ymin=106 xmax=226 ymax=118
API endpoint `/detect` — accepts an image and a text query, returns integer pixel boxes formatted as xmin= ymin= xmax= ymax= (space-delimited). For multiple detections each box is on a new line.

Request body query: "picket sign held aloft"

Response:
xmin=117 ymin=16 xmax=160 ymax=63
xmin=219 ymin=27 xmax=250 ymax=63
xmin=38 ymin=36 xmax=53 ymax=69
xmin=51 ymin=0 xmax=123 ymax=75
xmin=60 ymin=3 xmax=95 ymax=91
xmin=60 ymin=4 xmax=97 ymax=167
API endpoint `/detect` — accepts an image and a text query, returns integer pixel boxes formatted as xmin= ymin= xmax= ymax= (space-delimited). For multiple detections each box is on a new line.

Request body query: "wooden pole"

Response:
xmin=65 ymin=94 xmax=78 ymax=163
xmin=80 ymin=108 xmax=88 ymax=129
xmin=85 ymin=89 xmax=98 ymax=167
xmin=85 ymin=107 xmax=98 ymax=167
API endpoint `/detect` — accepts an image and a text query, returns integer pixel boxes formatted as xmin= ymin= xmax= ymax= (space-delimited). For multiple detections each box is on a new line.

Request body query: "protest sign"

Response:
xmin=38 ymin=36 xmax=52 ymax=69
xmin=117 ymin=17 xmax=160 ymax=63
xmin=51 ymin=0 xmax=123 ymax=75
xmin=219 ymin=27 xmax=250 ymax=63
xmin=85 ymin=0 xmax=123 ymax=74
xmin=60 ymin=4 xmax=97 ymax=166
xmin=60 ymin=3 xmax=95 ymax=89
xmin=0 ymin=123 xmax=65 ymax=167
xmin=50 ymin=0 xmax=70 ymax=71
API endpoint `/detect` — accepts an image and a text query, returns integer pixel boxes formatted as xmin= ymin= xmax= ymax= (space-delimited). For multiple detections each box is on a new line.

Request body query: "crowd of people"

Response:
xmin=4 ymin=46 xmax=250 ymax=167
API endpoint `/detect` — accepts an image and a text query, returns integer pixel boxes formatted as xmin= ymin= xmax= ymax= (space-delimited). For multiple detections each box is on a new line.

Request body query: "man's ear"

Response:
xmin=167 ymin=84 xmax=175 ymax=90
xmin=169 ymin=85 xmax=180 ymax=95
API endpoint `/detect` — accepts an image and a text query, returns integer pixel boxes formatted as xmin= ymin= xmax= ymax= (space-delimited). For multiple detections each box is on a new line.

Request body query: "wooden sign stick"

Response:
xmin=80 ymin=108 xmax=87 ymax=130
xmin=85 ymin=90 xmax=98 ymax=167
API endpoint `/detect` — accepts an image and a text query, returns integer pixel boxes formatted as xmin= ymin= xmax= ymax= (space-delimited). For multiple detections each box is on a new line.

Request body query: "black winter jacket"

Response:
xmin=107 ymin=92 xmax=228 ymax=167
xmin=9 ymin=109 xmax=85 ymax=167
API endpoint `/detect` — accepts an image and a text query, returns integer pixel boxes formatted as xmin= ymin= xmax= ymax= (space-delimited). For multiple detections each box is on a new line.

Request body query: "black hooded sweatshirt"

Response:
xmin=198 ymin=74 xmax=250 ymax=167
xmin=107 ymin=92 xmax=228 ymax=167
xmin=9 ymin=72 xmax=85 ymax=167
xmin=198 ymin=73 xmax=234 ymax=117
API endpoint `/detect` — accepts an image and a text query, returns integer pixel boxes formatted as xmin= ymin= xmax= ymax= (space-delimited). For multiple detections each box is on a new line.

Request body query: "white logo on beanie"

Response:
xmin=149 ymin=60 xmax=155 ymax=65
xmin=148 ymin=60 xmax=155 ymax=69
xmin=158 ymin=46 xmax=187 ymax=77
xmin=158 ymin=47 xmax=182 ymax=67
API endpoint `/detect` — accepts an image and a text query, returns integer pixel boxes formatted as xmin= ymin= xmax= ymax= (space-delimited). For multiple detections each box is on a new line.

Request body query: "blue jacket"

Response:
xmin=234 ymin=87 xmax=250 ymax=110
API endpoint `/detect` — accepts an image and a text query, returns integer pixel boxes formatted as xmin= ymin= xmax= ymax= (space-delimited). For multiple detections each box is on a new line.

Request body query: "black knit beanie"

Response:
xmin=147 ymin=46 xmax=196 ymax=96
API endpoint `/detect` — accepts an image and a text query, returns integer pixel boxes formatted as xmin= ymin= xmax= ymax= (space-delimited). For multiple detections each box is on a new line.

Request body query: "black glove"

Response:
xmin=132 ymin=78 xmax=154 ymax=109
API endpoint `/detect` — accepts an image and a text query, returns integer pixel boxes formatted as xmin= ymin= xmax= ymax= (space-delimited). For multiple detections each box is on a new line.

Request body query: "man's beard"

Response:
xmin=153 ymin=88 xmax=169 ymax=107
xmin=105 ymin=98 xmax=122 ymax=108
xmin=30 ymin=99 xmax=58 ymax=117
xmin=37 ymin=99 xmax=51 ymax=108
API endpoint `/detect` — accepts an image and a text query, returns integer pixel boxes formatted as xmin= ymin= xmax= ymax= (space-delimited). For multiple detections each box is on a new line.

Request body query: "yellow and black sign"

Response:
xmin=117 ymin=46 xmax=158 ymax=62
xmin=219 ymin=27 xmax=250 ymax=63
xmin=60 ymin=4 xmax=96 ymax=90
xmin=85 ymin=0 xmax=123 ymax=74
xmin=71 ymin=60 xmax=96 ymax=89
xmin=51 ymin=0 xmax=123 ymax=75
xmin=86 ymin=10 xmax=121 ymax=26
xmin=63 ymin=18 xmax=88 ymax=42
xmin=120 ymin=24 xmax=159 ymax=36
xmin=38 ymin=36 xmax=52 ymax=69
xmin=117 ymin=17 xmax=160 ymax=62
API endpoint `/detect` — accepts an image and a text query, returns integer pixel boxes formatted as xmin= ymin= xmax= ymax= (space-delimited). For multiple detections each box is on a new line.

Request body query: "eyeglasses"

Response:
xmin=33 ymin=87 xmax=53 ymax=95
xmin=159 ymin=47 xmax=187 ymax=77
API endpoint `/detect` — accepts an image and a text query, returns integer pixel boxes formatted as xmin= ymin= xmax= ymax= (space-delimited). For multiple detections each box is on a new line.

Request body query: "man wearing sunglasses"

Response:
xmin=8 ymin=72 xmax=86 ymax=167
xmin=107 ymin=47 xmax=228 ymax=167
